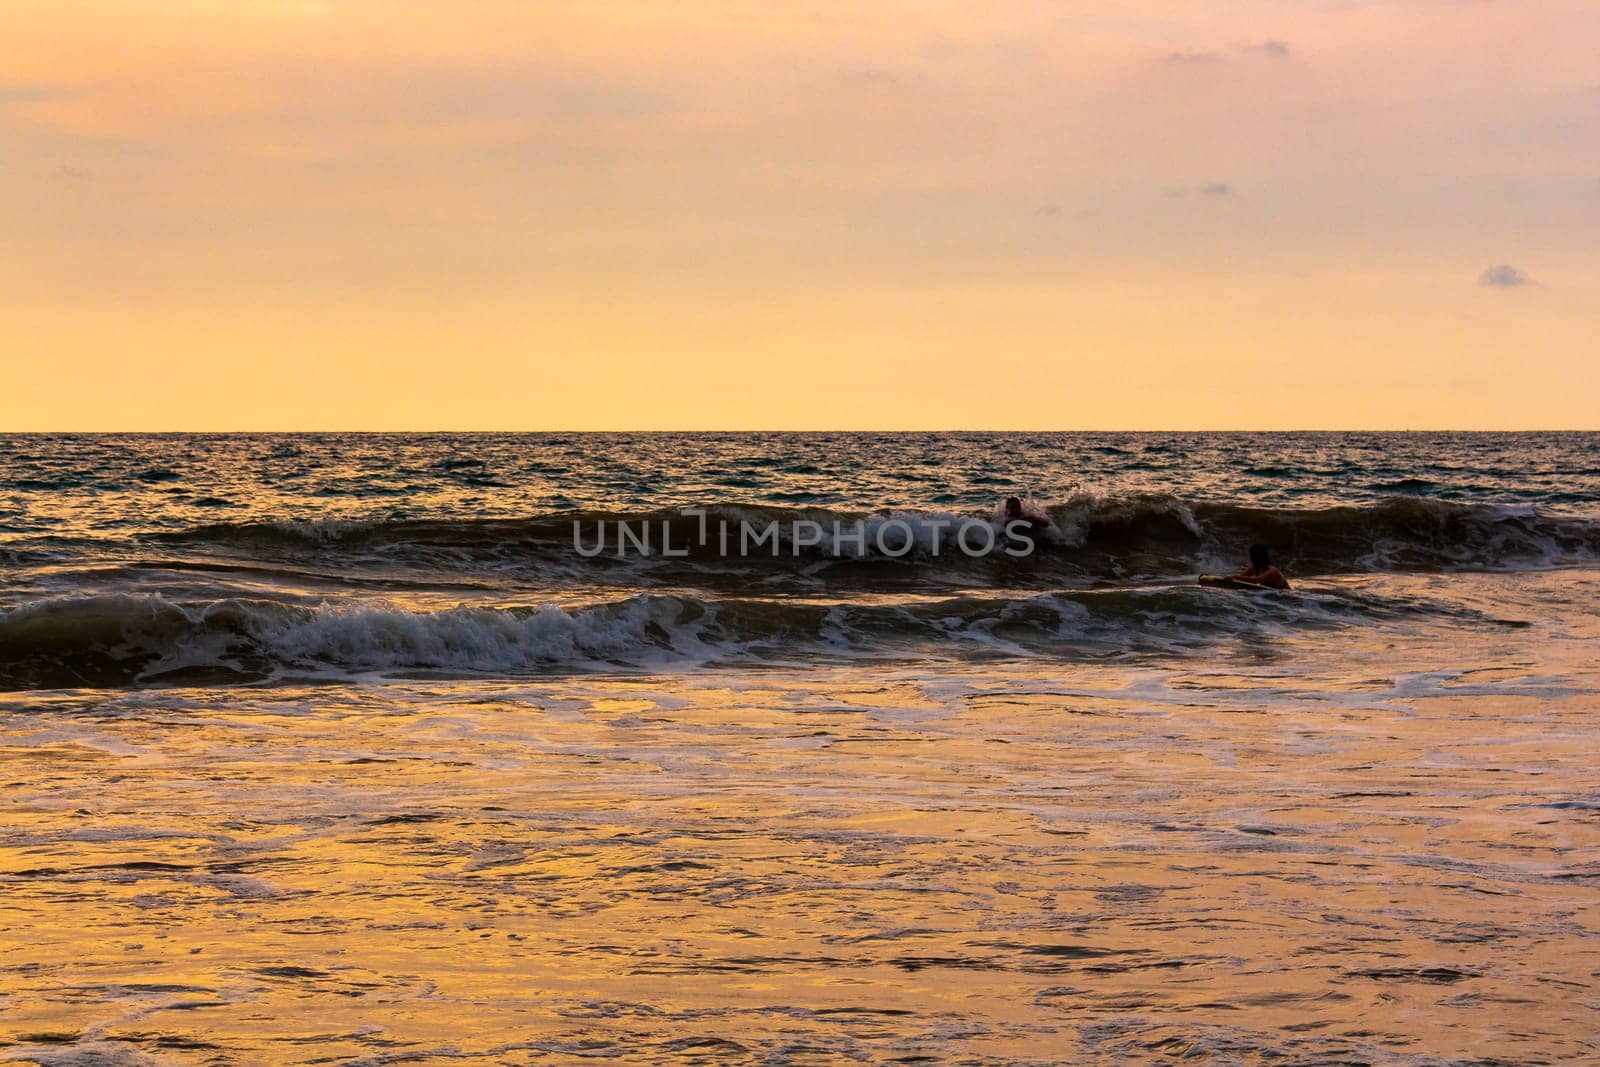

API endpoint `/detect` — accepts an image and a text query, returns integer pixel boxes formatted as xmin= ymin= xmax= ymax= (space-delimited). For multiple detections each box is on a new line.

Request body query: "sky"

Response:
xmin=2 ymin=0 xmax=1597 ymax=430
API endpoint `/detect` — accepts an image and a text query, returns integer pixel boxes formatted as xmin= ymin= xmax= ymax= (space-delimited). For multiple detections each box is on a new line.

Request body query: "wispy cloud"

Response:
xmin=1244 ymin=40 xmax=1292 ymax=58
xmin=840 ymin=68 xmax=904 ymax=91
xmin=1479 ymin=264 xmax=1536 ymax=287
xmin=1165 ymin=41 xmax=1289 ymax=67
xmin=0 ymin=81 xmax=66 ymax=105
xmin=1165 ymin=183 xmax=1233 ymax=198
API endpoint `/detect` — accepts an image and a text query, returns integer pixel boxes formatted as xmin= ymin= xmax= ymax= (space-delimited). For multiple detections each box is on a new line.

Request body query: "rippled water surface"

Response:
xmin=3 ymin=433 xmax=1598 ymax=534
xmin=1 ymin=434 xmax=1597 ymax=1064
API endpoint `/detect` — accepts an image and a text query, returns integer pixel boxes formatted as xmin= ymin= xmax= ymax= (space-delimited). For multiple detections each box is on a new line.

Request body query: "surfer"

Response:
xmin=1003 ymin=496 xmax=1052 ymax=538
xmin=1232 ymin=544 xmax=1290 ymax=590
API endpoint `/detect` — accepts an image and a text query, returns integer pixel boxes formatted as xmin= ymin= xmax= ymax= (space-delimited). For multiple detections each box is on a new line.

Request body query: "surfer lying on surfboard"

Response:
xmin=1208 ymin=544 xmax=1290 ymax=590
xmin=1199 ymin=545 xmax=1291 ymax=591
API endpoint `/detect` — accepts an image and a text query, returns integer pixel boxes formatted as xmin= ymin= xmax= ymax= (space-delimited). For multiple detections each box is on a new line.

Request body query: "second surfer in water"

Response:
xmin=1233 ymin=544 xmax=1290 ymax=589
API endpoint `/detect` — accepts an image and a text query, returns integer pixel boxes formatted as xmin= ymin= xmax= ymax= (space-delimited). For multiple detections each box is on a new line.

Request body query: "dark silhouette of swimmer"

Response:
xmin=1003 ymin=496 xmax=1052 ymax=537
xmin=1233 ymin=544 xmax=1290 ymax=589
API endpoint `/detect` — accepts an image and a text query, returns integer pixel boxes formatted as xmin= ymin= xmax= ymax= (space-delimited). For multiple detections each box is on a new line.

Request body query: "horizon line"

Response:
xmin=2 ymin=427 xmax=1597 ymax=435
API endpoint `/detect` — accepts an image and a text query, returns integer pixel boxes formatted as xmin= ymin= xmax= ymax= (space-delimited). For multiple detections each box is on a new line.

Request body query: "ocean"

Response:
xmin=2 ymin=432 xmax=1597 ymax=1064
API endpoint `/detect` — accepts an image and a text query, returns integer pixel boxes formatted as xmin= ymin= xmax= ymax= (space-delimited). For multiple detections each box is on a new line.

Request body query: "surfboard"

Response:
xmin=1198 ymin=575 xmax=1273 ymax=591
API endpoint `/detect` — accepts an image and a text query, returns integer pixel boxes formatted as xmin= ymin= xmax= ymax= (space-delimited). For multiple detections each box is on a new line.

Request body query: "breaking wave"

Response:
xmin=147 ymin=496 xmax=1600 ymax=590
xmin=0 ymin=582 xmax=1484 ymax=691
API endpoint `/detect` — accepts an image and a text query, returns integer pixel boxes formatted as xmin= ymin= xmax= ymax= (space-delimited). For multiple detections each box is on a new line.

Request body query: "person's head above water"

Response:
xmin=1004 ymin=496 xmax=1023 ymax=519
xmin=1239 ymin=543 xmax=1289 ymax=588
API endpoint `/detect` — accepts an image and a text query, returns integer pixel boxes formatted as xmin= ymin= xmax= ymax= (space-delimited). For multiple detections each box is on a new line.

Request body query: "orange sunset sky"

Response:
xmin=2 ymin=0 xmax=1597 ymax=430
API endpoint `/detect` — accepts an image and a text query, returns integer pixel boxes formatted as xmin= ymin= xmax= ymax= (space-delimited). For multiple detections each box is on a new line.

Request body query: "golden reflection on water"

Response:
xmin=2 ymin=657 xmax=1598 ymax=1065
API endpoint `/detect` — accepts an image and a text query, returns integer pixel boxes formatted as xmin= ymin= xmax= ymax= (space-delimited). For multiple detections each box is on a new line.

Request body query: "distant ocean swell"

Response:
xmin=0 ymin=583 xmax=1505 ymax=691
xmin=151 ymin=496 xmax=1600 ymax=581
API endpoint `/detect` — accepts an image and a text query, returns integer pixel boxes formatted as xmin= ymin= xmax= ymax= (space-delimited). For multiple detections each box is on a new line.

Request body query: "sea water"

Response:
xmin=2 ymin=433 xmax=1597 ymax=1064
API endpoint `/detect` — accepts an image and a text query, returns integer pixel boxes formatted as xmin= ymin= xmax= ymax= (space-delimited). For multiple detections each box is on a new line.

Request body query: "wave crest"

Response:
xmin=143 ymin=496 xmax=1600 ymax=588
xmin=0 ymin=578 xmax=1505 ymax=691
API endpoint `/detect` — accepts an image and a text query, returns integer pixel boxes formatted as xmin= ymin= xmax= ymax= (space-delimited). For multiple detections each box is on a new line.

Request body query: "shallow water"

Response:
xmin=2 ymin=435 xmax=1598 ymax=1063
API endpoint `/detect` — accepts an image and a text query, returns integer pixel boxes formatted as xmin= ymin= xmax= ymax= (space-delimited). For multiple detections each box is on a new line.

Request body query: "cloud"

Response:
xmin=1166 ymin=41 xmax=1290 ymax=66
xmin=1244 ymin=41 xmax=1291 ymax=58
xmin=841 ymin=68 xmax=904 ymax=91
xmin=0 ymin=82 xmax=65 ymax=106
xmin=3 ymin=61 xmax=677 ymax=154
xmin=1478 ymin=264 xmax=1536 ymax=287
xmin=1163 ymin=182 xmax=1233 ymax=198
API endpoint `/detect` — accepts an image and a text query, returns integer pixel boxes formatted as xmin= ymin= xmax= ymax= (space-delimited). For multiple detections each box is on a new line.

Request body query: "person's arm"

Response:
xmin=1264 ymin=567 xmax=1290 ymax=590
